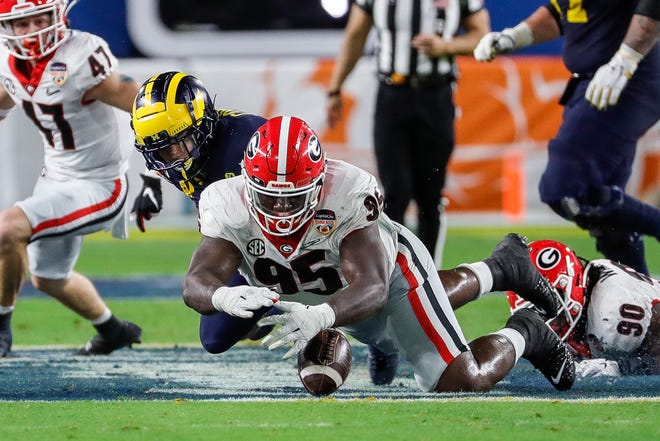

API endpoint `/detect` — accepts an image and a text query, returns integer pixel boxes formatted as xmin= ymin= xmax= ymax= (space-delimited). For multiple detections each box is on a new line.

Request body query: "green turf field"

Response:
xmin=17 ymin=224 xmax=659 ymax=346
xmin=5 ymin=225 xmax=658 ymax=440
xmin=1 ymin=400 xmax=658 ymax=441
xmin=74 ymin=225 xmax=660 ymax=277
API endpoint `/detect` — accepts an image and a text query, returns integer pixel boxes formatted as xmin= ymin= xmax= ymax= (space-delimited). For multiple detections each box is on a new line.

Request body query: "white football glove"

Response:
xmin=258 ymin=301 xmax=336 ymax=359
xmin=575 ymin=358 xmax=621 ymax=379
xmin=473 ymin=23 xmax=533 ymax=62
xmin=585 ymin=44 xmax=643 ymax=110
xmin=211 ymin=286 xmax=279 ymax=319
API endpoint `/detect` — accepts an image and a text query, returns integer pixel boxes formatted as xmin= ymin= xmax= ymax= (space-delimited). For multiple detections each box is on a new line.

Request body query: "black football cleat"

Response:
xmin=77 ymin=320 xmax=142 ymax=356
xmin=485 ymin=233 xmax=560 ymax=317
xmin=506 ymin=308 xmax=575 ymax=391
xmin=367 ymin=345 xmax=399 ymax=385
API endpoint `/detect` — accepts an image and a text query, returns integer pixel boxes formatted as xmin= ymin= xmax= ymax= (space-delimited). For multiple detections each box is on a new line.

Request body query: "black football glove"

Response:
xmin=131 ymin=173 xmax=163 ymax=232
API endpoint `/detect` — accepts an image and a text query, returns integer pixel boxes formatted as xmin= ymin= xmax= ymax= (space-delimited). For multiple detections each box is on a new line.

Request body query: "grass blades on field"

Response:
xmin=1 ymin=400 xmax=658 ymax=441
xmin=16 ymin=224 xmax=658 ymax=346
xmin=76 ymin=225 xmax=660 ymax=277
xmin=12 ymin=295 xmax=507 ymax=346
xmin=7 ymin=226 xmax=659 ymax=439
xmin=11 ymin=298 xmax=201 ymax=347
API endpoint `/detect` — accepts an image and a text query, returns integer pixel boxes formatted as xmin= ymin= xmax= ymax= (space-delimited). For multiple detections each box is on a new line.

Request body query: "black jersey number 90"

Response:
xmin=253 ymin=249 xmax=343 ymax=295
xmin=616 ymin=303 xmax=646 ymax=338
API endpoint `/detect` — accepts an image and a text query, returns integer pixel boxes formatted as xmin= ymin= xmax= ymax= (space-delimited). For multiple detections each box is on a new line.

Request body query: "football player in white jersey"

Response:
xmin=183 ymin=115 xmax=578 ymax=393
xmin=506 ymin=240 xmax=660 ymax=378
xmin=0 ymin=0 xmax=141 ymax=356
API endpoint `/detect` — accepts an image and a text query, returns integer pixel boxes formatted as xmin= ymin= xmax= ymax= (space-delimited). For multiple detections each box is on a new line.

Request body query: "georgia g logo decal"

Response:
xmin=245 ymin=132 xmax=259 ymax=159
xmin=307 ymin=135 xmax=322 ymax=162
xmin=536 ymin=247 xmax=561 ymax=271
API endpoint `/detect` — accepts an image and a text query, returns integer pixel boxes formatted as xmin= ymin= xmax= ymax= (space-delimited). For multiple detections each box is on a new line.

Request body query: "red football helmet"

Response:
xmin=0 ymin=0 xmax=72 ymax=60
xmin=507 ymin=239 xmax=587 ymax=342
xmin=242 ymin=116 xmax=326 ymax=236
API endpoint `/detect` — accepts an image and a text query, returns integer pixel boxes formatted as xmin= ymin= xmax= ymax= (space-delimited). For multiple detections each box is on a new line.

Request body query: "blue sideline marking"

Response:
xmin=0 ymin=345 xmax=658 ymax=401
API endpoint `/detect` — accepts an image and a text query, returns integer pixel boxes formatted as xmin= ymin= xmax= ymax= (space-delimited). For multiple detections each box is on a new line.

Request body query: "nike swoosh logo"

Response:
xmin=46 ymin=88 xmax=60 ymax=96
xmin=550 ymin=357 xmax=568 ymax=385
xmin=144 ymin=188 xmax=158 ymax=208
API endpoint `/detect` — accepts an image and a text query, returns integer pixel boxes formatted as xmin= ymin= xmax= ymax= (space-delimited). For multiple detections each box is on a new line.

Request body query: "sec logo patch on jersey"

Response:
xmin=247 ymin=239 xmax=265 ymax=256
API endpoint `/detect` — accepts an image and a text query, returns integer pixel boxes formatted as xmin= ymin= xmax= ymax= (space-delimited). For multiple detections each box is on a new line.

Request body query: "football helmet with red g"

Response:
xmin=243 ymin=116 xmax=326 ymax=236
xmin=0 ymin=0 xmax=73 ymax=60
xmin=507 ymin=239 xmax=587 ymax=343
xmin=131 ymin=71 xmax=218 ymax=182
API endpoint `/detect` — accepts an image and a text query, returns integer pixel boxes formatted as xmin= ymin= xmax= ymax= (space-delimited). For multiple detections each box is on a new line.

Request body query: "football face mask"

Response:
xmin=0 ymin=0 xmax=71 ymax=60
xmin=132 ymin=71 xmax=217 ymax=181
xmin=243 ymin=116 xmax=326 ymax=236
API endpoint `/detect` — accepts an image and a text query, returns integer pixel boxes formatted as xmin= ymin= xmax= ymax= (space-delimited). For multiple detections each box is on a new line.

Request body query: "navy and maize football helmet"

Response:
xmin=131 ymin=71 xmax=218 ymax=181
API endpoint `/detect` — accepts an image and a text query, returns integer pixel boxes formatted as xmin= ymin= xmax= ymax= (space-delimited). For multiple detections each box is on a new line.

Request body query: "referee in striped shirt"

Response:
xmin=327 ymin=0 xmax=490 ymax=261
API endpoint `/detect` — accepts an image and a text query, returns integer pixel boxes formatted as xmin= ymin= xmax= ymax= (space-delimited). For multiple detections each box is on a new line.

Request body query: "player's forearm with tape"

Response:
xmin=624 ymin=8 xmax=660 ymax=56
xmin=473 ymin=7 xmax=559 ymax=62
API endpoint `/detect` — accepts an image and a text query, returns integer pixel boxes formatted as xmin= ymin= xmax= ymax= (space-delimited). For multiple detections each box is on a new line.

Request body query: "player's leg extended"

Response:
xmin=539 ymin=79 xmax=660 ymax=274
xmin=22 ymin=175 xmax=139 ymax=355
xmin=29 ymin=234 xmax=141 ymax=355
xmin=0 ymin=206 xmax=31 ymax=356
xmin=390 ymin=229 xmax=575 ymax=392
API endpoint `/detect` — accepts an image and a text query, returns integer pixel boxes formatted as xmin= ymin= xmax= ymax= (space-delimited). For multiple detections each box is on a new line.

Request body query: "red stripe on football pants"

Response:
xmin=396 ymin=252 xmax=455 ymax=364
xmin=32 ymin=178 xmax=123 ymax=235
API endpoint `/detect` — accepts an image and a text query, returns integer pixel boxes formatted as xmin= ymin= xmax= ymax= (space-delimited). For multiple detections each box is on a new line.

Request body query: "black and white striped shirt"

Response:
xmin=356 ymin=0 xmax=484 ymax=78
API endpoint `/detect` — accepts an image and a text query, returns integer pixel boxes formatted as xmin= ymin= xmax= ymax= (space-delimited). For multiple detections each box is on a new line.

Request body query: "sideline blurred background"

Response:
xmin=1 ymin=0 xmax=658 ymax=233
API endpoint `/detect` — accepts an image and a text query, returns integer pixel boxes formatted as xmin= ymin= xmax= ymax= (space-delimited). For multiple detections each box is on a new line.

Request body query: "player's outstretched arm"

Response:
xmin=331 ymin=222 xmax=390 ymax=326
xmin=473 ymin=6 xmax=559 ymax=62
xmin=258 ymin=222 xmax=389 ymax=359
xmin=83 ymin=72 xmax=140 ymax=112
xmin=183 ymin=235 xmax=245 ymax=314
